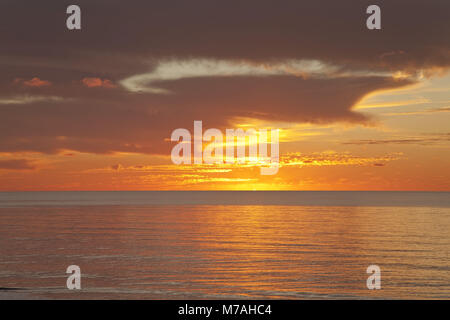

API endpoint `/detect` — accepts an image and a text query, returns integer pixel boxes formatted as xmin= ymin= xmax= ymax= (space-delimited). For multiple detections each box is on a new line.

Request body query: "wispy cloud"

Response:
xmin=385 ymin=107 xmax=450 ymax=116
xmin=354 ymin=98 xmax=430 ymax=110
xmin=280 ymin=151 xmax=402 ymax=167
xmin=14 ymin=77 xmax=51 ymax=87
xmin=0 ymin=95 xmax=64 ymax=105
xmin=343 ymin=134 xmax=450 ymax=145
xmin=120 ymin=58 xmax=392 ymax=94
xmin=82 ymin=77 xmax=117 ymax=88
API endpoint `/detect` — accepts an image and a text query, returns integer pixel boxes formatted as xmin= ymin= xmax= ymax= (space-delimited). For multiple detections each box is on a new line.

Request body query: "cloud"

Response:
xmin=280 ymin=151 xmax=402 ymax=167
xmin=120 ymin=58 xmax=387 ymax=94
xmin=2 ymin=1 xmax=449 ymax=74
xmin=385 ymin=107 xmax=450 ymax=116
xmin=0 ymin=95 xmax=64 ymax=105
xmin=88 ymin=151 xmax=401 ymax=177
xmin=427 ymin=107 xmax=450 ymax=113
xmin=14 ymin=77 xmax=51 ymax=87
xmin=343 ymin=134 xmax=450 ymax=145
xmin=355 ymin=98 xmax=430 ymax=110
xmin=373 ymin=163 xmax=385 ymax=167
xmin=0 ymin=159 xmax=36 ymax=170
xmin=82 ymin=77 xmax=117 ymax=88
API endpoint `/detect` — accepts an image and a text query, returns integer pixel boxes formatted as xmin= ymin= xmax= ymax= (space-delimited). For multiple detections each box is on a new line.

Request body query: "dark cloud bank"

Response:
xmin=0 ymin=0 xmax=449 ymax=155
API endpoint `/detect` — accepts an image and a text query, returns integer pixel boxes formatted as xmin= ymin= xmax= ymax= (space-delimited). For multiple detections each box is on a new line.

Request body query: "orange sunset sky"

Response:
xmin=0 ymin=1 xmax=449 ymax=191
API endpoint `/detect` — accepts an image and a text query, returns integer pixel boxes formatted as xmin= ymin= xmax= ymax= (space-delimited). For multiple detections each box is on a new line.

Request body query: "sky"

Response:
xmin=0 ymin=0 xmax=449 ymax=191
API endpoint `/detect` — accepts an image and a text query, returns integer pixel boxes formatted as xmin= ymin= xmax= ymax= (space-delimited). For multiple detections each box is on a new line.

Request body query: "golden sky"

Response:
xmin=0 ymin=1 xmax=449 ymax=191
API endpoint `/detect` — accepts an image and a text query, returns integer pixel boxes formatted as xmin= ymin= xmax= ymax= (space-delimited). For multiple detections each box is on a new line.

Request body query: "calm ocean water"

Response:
xmin=0 ymin=191 xmax=449 ymax=299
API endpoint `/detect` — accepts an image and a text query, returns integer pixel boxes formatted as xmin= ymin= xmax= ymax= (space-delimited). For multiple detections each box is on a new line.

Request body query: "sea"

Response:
xmin=0 ymin=191 xmax=449 ymax=299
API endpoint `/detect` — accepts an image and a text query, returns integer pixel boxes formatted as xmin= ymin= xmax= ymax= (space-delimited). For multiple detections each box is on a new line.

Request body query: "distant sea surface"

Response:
xmin=0 ymin=191 xmax=449 ymax=299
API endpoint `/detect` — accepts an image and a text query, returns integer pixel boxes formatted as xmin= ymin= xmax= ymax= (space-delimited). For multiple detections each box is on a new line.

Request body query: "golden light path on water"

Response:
xmin=0 ymin=202 xmax=448 ymax=299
